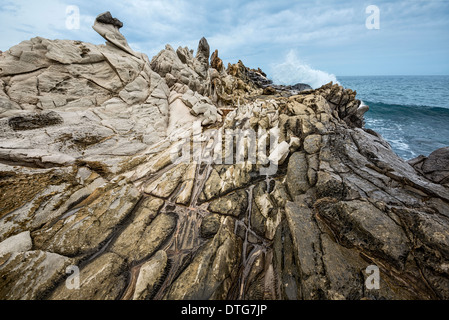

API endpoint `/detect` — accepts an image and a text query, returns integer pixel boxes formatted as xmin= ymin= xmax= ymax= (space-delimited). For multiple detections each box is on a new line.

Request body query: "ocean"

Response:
xmin=269 ymin=53 xmax=449 ymax=160
xmin=338 ymin=76 xmax=449 ymax=160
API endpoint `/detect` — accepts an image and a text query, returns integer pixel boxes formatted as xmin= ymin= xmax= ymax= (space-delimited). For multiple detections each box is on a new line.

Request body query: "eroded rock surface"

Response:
xmin=0 ymin=12 xmax=448 ymax=301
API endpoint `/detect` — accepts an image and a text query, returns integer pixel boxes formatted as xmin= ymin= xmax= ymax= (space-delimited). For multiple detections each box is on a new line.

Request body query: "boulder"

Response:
xmin=409 ymin=147 xmax=449 ymax=185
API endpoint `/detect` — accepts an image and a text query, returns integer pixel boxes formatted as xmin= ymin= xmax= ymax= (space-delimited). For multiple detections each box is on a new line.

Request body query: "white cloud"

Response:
xmin=1 ymin=0 xmax=448 ymax=75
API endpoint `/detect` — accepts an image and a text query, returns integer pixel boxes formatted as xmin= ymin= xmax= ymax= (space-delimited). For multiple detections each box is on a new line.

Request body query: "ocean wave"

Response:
xmin=269 ymin=50 xmax=338 ymax=89
xmin=339 ymin=76 xmax=449 ymax=110
xmin=363 ymin=99 xmax=449 ymax=159
xmin=363 ymin=100 xmax=449 ymax=114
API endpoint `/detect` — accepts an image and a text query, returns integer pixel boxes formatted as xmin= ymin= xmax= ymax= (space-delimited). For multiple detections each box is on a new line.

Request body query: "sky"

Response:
xmin=0 ymin=0 xmax=448 ymax=79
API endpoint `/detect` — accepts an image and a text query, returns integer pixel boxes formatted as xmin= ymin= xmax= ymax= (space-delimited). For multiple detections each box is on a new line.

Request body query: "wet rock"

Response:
xmin=291 ymin=83 xmax=313 ymax=92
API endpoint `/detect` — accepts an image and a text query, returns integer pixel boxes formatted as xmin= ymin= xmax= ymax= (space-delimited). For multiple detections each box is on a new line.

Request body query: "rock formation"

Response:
xmin=0 ymin=13 xmax=448 ymax=300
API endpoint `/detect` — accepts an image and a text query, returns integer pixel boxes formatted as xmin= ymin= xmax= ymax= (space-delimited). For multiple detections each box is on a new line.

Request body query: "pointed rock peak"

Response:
xmin=96 ymin=11 xmax=123 ymax=29
xmin=198 ymin=37 xmax=209 ymax=50
xmin=196 ymin=37 xmax=210 ymax=63
xmin=210 ymin=49 xmax=224 ymax=73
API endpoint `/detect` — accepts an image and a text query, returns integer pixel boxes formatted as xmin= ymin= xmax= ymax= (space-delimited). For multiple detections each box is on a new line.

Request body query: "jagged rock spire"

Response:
xmin=196 ymin=37 xmax=210 ymax=67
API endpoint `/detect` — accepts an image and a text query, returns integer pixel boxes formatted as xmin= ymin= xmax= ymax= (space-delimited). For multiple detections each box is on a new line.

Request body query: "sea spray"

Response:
xmin=270 ymin=50 xmax=338 ymax=89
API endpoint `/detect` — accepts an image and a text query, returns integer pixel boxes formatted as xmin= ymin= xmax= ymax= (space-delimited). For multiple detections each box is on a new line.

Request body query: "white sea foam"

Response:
xmin=270 ymin=50 xmax=339 ymax=89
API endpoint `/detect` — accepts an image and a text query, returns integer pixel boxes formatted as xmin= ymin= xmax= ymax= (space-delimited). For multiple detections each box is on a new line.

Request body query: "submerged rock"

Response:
xmin=0 ymin=12 xmax=448 ymax=301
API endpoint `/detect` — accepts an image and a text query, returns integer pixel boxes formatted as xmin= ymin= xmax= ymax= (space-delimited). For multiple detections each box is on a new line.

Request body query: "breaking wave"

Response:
xmin=269 ymin=50 xmax=338 ymax=89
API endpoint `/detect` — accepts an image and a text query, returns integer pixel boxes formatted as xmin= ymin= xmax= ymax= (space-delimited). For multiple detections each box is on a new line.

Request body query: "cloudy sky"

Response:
xmin=1 ymin=0 xmax=448 ymax=80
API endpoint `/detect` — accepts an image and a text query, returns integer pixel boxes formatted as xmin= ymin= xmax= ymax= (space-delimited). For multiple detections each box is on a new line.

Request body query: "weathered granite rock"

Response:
xmin=49 ymin=252 xmax=127 ymax=300
xmin=208 ymin=189 xmax=248 ymax=217
xmin=164 ymin=217 xmax=241 ymax=299
xmin=210 ymin=49 xmax=225 ymax=73
xmin=195 ymin=37 xmax=210 ymax=79
xmin=0 ymin=231 xmax=32 ymax=256
xmin=33 ymin=181 xmax=141 ymax=257
xmin=0 ymin=12 xmax=448 ymax=302
xmin=111 ymin=209 xmax=176 ymax=263
xmin=133 ymin=250 xmax=168 ymax=300
xmin=0 ymin=250 xmax=73 ymax=300
xmin=409 ymin=147 xmax=449 ymax=185
xmin=93 ymin=11 xmax=138 ymax=57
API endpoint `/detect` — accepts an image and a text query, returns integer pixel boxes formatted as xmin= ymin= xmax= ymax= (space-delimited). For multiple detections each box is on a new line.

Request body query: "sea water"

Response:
xmin=338 ymin=75 xmax=449 ymax=160
xmin=269 ymin=53 xmax=449 ymax=160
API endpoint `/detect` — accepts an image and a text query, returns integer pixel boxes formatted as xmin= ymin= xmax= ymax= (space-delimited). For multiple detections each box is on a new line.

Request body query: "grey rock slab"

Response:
xmin=0 ymin=231 xmax=32 ymax=256
xmin=49 ymin=252 xmax=127 ymax=300
xmin=164 ymin=217 xmax=241 ymax=300
xmin=0 ymin=250 xmax=73 ymax=300
xmin=33 ymin=182 xmax=141 ymax=257
xmin=286 ymin=151 xmax=310 ymax=197
xmin=133 ymin=250 xmax=168 ymax=300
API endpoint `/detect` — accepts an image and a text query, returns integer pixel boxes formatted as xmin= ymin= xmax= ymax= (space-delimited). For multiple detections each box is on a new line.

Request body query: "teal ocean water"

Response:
xmin=338 ymin=76 xmax=449 ymax=160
